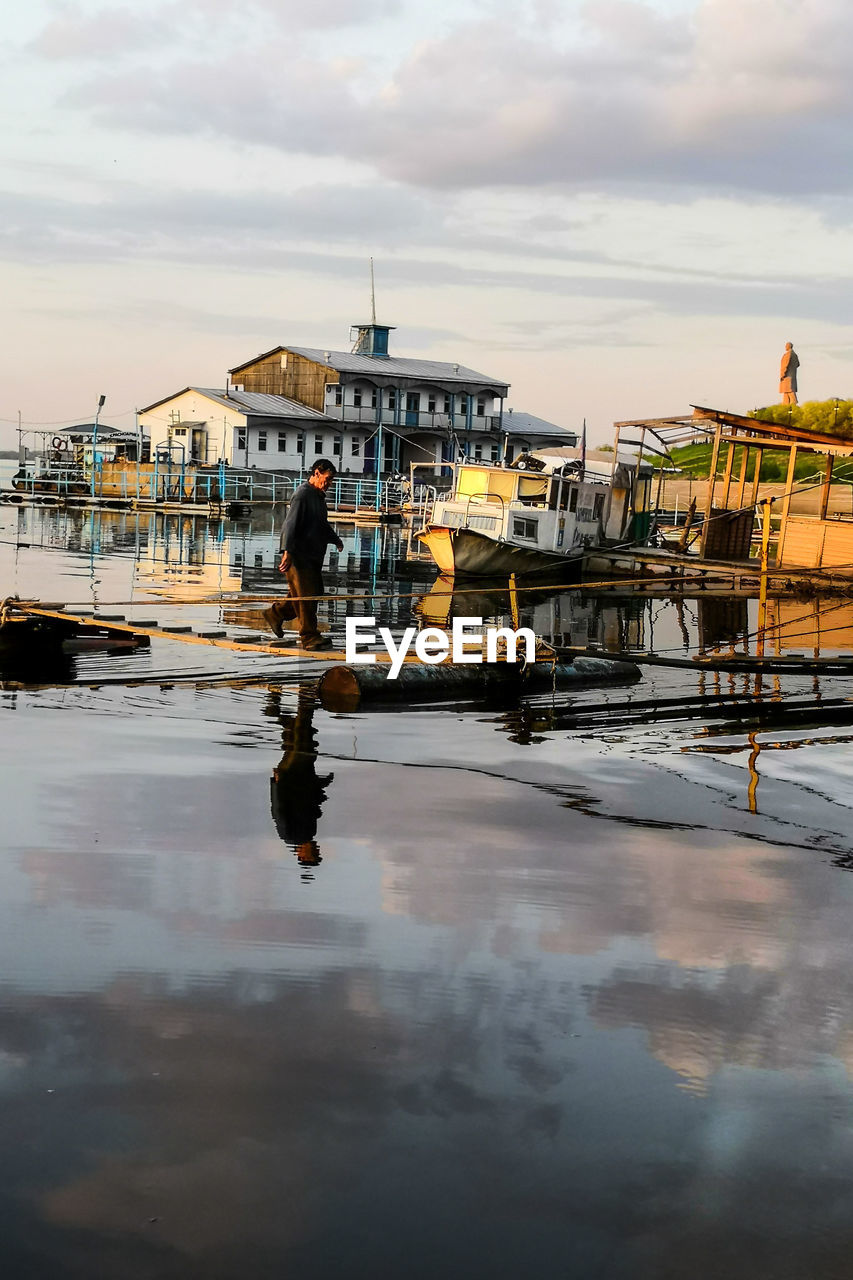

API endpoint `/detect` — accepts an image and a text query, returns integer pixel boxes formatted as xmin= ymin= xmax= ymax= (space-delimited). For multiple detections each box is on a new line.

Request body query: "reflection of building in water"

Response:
xmin=135 ymin=513 xmax=245 ymax=598
xmin=236 ymin=523 xmax=432 ymax=635
xmin=765 ymin=598 xmax=853 ymax=655
xmin=269 ymin=693 xmax=333 ymax=869
xmin=698 ymin=597 xmax=749 ymax=652
xmin=12 ymin=502 xmax=146 ymax=559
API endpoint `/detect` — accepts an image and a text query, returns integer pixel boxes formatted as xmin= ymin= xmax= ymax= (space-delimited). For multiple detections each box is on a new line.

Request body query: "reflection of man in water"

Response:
xmin=779 ymin=342 xmax=799 ymax=406
xmin=269 ymin=696 xmax=333 ymax=868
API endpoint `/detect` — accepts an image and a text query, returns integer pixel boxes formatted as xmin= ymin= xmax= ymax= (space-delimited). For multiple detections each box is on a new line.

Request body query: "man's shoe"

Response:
xmin=263 ymin=607 xmax=284 ymax=638
xmin=302 ymin=637 xmax=333 ymax=651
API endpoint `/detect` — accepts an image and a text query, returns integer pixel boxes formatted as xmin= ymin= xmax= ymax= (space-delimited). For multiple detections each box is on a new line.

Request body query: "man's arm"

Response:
xmin=326 ymin=520 xmax=344 ymax=553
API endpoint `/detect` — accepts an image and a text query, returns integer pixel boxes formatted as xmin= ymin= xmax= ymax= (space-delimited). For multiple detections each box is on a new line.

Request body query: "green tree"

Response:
xmin=750 ymin=398 xmax=853 ymax=438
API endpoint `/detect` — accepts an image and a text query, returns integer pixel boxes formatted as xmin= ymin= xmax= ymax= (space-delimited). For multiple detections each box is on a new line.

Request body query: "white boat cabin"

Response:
xmin=432 ymin=459 xmax=610 ymax=557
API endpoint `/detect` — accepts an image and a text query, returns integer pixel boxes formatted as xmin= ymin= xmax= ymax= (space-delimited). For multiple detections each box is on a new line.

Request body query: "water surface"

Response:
xmin=3 ymin=497 xmax=853 ymax=1278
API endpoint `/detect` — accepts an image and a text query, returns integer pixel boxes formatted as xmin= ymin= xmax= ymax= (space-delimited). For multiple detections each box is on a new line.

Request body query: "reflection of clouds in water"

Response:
xmin=4 ymin=962 xmax=853 ymax=1279
xmin=3 ymin=964 xmax=584 ymax=1269
xmin=9 ymin=675 xmax=853 ymax=1271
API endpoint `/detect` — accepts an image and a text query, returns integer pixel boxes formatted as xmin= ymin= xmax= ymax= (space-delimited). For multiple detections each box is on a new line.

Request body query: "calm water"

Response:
xmin=3 ymin=485 xmax=853 ymax=1278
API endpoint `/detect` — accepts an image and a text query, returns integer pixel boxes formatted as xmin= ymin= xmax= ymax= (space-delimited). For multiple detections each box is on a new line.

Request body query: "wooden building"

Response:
xmin=610 ymin=404 xmax=853 ymax=574
xmin=692 ymin=405 xmax=853 ymax=571
xmin=228 ymin=323 xmax=577 ymax=475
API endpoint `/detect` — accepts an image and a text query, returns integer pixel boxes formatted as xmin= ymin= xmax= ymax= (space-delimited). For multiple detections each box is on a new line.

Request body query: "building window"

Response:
xmin=333 ymin=437 xmax=342 ymax=456
xmin=569 ymin=488 xmax=578 ymax=512
xmin=277 ymin=431 xmax=287 ymax=453
xmin=443 ymin=395 xmax=450 ymax=413
xmin=371 ymin=388 xmax=378 ymax=409
xmin=334 ymin=386 xmax=343 ymax=406
xmin=352 ymin=437 xmax=360 ymax=456
xmin=257 ymin=430 xmax=267 ymax=452
xmin=593 ymin=493 xmax=606 ymax=520
xmin=353 ymin=387 xmax=362 ymax=408
xmin=474 ymin=444 xmax=483 ymax=460
xmin=490 ymin=444 xmax=500 ymax=461
xmin=387 ymin=390 xmax=397 ymax=412
xmin=296 ymin=432 xmax=305 ymax=454
xmin=314 ymin=434 xmax=324 ymax=453
xmin=458 ymin=395 xmax=468 ymax=419
xmin=428 ymin=393 xmax=436 ymax=413
xmin=477 ymin=396 xmax=486 ymax=417
xmin=237 ymin=427 xmax=247 ymax=451
xmin=173 ymin=427 xmax=187 ymax=437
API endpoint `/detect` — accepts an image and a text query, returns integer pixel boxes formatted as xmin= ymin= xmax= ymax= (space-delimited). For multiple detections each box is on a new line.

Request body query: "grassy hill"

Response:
xmin=652 ymin=399 xmax=853 ymax=483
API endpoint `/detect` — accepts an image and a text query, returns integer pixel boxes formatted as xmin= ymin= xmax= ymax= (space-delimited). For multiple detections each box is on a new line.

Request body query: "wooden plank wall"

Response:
xmin=235 ymin=352 xmax=337 ymax=412
xmin=778 ymin=515 xmax=853 ymax=569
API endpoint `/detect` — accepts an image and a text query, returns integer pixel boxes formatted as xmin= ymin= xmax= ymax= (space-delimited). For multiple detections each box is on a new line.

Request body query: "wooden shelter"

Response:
xmin=611 ymin=405 xmax=853 ymax=573
xmin=690 ymin=405 xmax=853 ymax=570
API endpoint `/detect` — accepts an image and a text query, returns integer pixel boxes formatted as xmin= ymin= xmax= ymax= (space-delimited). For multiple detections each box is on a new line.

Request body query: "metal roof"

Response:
xmin=503 ymin=410 xmax=578 ymax=438
xmin=230 ymin=346 xmax=509 ymax=393
xmin=138 ymin=387 xmax=330 ymax=421
xmin=49 ymin=423 xmax=135 ymax=441
xmin=196 ymin=388 xmax=330 ymax=420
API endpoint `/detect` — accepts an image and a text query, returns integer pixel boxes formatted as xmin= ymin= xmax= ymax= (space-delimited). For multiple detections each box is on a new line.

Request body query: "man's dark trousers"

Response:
xmin=268 ymin=557 xmax=324 ymax=647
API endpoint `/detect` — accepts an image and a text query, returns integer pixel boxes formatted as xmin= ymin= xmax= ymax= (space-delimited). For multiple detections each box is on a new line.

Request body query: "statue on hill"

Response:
xmin=779 ymin=342 xmax=799 ymax=405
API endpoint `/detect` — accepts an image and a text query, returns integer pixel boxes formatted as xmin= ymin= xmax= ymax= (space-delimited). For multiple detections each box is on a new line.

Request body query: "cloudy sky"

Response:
xmin=2 ymin=0 xmax=852 ymax=446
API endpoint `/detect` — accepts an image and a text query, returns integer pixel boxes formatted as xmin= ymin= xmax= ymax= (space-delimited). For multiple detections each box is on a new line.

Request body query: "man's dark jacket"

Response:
xmin=280 ymin=482 xmax=339 ymax=562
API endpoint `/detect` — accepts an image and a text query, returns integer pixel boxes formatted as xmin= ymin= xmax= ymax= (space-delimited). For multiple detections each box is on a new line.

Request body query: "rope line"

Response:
xmin=2 ymin=566 xmax=834 ymax=612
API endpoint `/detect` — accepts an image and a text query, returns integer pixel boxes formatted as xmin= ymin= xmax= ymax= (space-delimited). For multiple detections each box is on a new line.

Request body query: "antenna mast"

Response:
xmin=370 ymin=257 xmax=376 ymax=324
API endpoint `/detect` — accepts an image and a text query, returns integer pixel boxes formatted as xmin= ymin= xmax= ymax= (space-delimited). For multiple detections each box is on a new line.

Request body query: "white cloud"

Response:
xmin=44 ymin=0 xmax=853 ymax=196
xmin=31 ymin=0 xmax=402 ymax=61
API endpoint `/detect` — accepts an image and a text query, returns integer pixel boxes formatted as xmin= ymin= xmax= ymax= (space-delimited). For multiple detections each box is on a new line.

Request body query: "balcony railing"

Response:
xmin=323 ymin=406 xmax=505 ymax=433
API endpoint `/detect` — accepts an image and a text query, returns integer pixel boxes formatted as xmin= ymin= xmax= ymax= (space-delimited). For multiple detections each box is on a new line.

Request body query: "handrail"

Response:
xmin=463 ymin=491 xmax=506 ymax=529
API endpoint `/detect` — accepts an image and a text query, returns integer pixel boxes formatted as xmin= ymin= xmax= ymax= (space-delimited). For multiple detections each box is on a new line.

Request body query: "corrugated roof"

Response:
xmin=231 ymin=345 xmax=509 ymax=392
xmin=138 ymin=387 xmax=330 ymax=420
xmin=504 ymin=411 xmax=578 ymax=438
xmin=196 ymin=388 xmax=329 ymax=420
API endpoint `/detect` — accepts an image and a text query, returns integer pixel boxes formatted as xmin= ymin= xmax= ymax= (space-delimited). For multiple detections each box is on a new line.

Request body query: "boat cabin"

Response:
xmin=435 ymin=460 xmax=609 ymax=553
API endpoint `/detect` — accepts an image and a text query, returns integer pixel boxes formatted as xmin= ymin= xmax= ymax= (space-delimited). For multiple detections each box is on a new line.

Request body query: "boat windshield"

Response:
xmin=454 ymin=466 xmax=549 ymax=505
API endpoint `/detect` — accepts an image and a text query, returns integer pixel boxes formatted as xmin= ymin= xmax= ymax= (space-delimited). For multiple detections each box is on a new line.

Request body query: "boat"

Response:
xmin=416 ymin=454 xmax=616 ymax=577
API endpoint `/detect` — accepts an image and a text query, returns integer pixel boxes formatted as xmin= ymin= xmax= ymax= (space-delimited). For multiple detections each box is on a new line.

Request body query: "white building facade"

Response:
xmin=137 ymin=387 xmax=368 ymax=474
xmin=138 ymin=328 xmax=580 ymax=479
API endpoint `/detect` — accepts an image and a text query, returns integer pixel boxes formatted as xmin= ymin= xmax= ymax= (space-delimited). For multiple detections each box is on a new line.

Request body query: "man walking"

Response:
xmin=264 ymin=459 xmax=344 ymax=651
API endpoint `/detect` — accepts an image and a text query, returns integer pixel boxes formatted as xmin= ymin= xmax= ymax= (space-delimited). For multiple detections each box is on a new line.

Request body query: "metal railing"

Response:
xmin=324 ymin=477 xmax=404 ymax=512
xmin=323 ymin=407 xmax=504 ymax=432
xmin=410 ymin=484 xmax=439 ymax=526
xmin=5 ymin=459 xmax=409 ymax=513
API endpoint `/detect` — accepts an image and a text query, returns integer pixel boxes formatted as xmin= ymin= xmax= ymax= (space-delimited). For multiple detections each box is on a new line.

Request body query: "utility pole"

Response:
xmin=91 ymin=394 xmax=106 ymax=499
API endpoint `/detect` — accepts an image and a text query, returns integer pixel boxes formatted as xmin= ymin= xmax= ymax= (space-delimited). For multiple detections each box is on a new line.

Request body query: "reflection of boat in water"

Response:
xmin=414 ymin=573 xmax=603 ymax=650
xmin=416 ymin=453 xmax=649 ymax=577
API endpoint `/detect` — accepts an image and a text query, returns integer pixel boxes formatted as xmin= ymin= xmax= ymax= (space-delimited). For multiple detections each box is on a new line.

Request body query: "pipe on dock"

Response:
xmin=318 ymin=655 xmax=640 ymax=710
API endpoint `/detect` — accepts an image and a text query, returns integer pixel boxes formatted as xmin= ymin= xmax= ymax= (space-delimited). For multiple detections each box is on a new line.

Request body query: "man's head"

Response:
xmin=786 ymin=342 xmax=793 ymax=351
xmin=308 ymin=459 xmax=336 ymax=492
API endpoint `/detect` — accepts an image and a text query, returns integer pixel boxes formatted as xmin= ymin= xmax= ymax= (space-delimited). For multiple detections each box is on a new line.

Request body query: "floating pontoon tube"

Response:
xmin=318 ymin=656 xmax=641 ymax=710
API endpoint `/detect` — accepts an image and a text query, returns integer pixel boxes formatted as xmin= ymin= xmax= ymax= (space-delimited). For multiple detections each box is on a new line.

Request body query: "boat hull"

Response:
xmin=417 ymin=525 xmax=584 ymax=578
